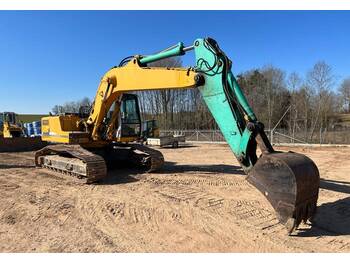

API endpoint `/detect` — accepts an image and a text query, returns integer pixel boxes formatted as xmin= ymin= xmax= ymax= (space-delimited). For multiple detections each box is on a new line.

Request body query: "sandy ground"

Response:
xmin=0 ymin=143 xmax=349 ymax=252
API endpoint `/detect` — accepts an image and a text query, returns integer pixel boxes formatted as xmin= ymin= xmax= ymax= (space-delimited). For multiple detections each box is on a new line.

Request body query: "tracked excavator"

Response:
xmin=35 ymin=38 xmax=320 ymax=233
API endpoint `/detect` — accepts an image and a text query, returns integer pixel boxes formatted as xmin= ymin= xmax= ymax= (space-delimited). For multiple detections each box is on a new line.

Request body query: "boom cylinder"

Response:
xmin=139 ymin=42 xmax=194 ymax=65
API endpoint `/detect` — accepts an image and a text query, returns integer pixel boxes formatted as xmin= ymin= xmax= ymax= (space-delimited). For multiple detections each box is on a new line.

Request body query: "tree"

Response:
xmin=339 ymin=77 xmax=350 ymax=112
xmin=287 ymin=72 xmax=302 ymax=141
xmin=262 ymin=66 xmax=288 ymax=131
xmin=237 ymin=67 xmax=290 ymax=131
xmin=306 ymin=61 xmax=335 ymax=140
xmin=137 ymin=57 xmax=183 ymax=129
xmin=237 ymin=70 xmax=267 ymax=114
xmin=52 ymin=97 xmax=92 ymax=115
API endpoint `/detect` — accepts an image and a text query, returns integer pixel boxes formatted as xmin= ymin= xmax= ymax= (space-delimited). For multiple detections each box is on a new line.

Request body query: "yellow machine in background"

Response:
xmin=141 ymin=119 xmax=160 ymax=139
xmin=0 ymin=112 xmax=48 ymax=153
xmin=0 ymin=112 xmax=23 ymax=138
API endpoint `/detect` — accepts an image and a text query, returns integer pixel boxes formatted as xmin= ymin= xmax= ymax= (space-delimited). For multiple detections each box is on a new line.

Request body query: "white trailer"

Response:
xmin=146 ymin=134 xmax=185 ymax=148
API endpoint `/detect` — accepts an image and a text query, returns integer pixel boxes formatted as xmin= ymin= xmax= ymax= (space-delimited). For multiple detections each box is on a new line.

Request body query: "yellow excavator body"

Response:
xmin=41 ymin=114 xmax=144 ymax=145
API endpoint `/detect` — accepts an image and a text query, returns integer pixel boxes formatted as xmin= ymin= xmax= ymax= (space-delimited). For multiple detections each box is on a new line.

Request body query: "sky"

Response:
xmin=0 ymin=11 xmax=350 ymax=114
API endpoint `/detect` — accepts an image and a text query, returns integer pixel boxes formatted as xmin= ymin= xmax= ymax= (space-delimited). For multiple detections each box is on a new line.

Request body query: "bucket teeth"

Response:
xmin=290 ymin=200 xmax=317 ymax=232
xmin=308 ymin=202 xmax=317 ymax=221
xmin=295 ymin=205 xmax=304 ymax=229
xmin=303 ymin=204 xmax=309 ymax=223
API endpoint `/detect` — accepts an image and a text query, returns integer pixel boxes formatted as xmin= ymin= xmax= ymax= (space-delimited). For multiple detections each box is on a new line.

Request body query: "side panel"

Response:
xmin=41 ymin=116 xmax=89 ymax=144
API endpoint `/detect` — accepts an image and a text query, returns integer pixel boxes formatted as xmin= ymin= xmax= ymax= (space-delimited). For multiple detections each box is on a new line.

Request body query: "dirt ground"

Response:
xmin=0 ymin=143 xmax=349 ymax=252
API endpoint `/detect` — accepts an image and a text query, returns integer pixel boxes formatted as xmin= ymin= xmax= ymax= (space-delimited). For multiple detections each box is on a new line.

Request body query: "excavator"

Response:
xmin=35 ymin=38 xmax=320 ymax=233
xmin=0 ymin=112 xmax=23 ymax=138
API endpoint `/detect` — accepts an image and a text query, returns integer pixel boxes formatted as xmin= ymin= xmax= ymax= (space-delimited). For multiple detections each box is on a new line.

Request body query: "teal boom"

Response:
xmin=194 ymin=38 xmax=258 ymax=172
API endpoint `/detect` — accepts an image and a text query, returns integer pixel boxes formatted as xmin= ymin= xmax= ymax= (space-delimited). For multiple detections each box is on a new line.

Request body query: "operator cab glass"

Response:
xmin=120 ymin=94 xmax=141 ymax=137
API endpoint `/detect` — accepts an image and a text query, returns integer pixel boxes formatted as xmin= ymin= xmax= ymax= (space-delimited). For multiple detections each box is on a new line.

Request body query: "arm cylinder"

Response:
xmin=227 ymin=72 xmax=257 ymax=121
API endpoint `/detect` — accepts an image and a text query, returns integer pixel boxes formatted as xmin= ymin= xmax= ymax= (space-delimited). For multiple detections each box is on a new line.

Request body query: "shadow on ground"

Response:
xmin=320 ymin=178 xmax=350 ymax=194
xmin=0 ymin=164 xmax=34 ymax=169
xmin=99 ymin=161 xmax=244 ymax=185
xmin=161 ymin=161 xmax=245 ymax=175
xmin=100 ymin=168 xmax=142 ymax=185
xmin=158 ymin=144 xmax=198 ymax=149
xmin=295 ymin=178 xmax=350 ymax=237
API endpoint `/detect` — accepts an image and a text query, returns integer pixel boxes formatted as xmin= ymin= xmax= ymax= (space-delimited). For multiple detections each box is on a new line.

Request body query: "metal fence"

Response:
xmin=161 ymin=130 xmax=226 ymax=142
xmin=161 ymin=127 xmax=350 ymax=145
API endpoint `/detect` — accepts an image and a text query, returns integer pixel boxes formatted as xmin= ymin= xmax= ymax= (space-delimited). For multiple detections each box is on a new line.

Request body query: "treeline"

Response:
xmin=237 ymin=62 xmax=347 ymax=142
xmin=51 ymin=58 xmax=350 ymax=143
xmin=52 ymin=97 xmax=92 ymax=115
xmin=139 ymin=59 xmax=350 ymax=143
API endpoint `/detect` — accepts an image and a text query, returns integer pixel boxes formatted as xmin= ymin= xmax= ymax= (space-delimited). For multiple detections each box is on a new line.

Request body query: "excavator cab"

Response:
xmin=112 ymin=93 xmax=142 ymax=141
xmin=120 ymin=94 xmax=142 ymax=138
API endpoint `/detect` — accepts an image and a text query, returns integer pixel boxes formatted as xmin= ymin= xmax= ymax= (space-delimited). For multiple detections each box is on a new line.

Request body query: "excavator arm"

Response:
xmin=192 ymin=38 xmax=319 ymax=232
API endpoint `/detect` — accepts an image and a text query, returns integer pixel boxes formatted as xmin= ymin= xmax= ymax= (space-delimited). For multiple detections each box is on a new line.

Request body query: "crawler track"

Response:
xmin=34 ymin=143 xmax=164 ymax=184
xmin=35 ymin=144 xmax=107 ymax=183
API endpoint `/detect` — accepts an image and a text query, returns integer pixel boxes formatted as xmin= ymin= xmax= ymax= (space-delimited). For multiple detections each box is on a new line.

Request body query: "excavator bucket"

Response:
xmin=246 ymin=151 xmax=320 ymax=233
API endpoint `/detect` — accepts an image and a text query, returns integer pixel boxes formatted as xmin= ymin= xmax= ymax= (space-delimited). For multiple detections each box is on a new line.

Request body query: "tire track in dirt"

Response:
xmin=75 ymin=183 xmax=263 ymax=251
xmin=152 ymin=181 xmax=291 ymax=251
xmin=74 ymin=186 xmax=192 ymax=252
xmin=224 ymin=198 xmax=350 ymax=252
xmin=1 ymin=147 xmax=350 ymax=252
xmin=146 ymin=147 xmax=350 ymax=252
xmin=153 ymin=179 xmax=350 ymax=252
xmin=143 ymin=175 xmax=250 ymax=188
xmin=0 ymin=152 xmax=35 ymax=167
